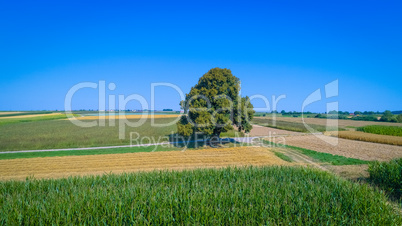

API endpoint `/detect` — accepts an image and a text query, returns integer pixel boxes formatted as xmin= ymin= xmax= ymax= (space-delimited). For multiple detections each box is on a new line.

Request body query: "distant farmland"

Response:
xmin=254 ymin=116 xmax=402 ymax=129
xmin=0 ymin=117 xmax=178 ymax=151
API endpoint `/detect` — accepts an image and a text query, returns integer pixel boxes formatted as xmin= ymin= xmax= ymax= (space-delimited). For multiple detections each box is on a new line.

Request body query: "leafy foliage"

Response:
xmin=177 ymin=68 xmax=254 ymax=138
xmin=368 ymin=158 xmax=402 ymax=198
xmin=380 ymin=110 xmax=397 ymax=122
xmin=397 ymin=114 xmax=402 ymax=123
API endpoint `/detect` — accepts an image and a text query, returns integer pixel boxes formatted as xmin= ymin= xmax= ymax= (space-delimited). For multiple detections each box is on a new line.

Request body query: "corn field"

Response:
xmin=1 ymin=166 xmax=401 ymax=224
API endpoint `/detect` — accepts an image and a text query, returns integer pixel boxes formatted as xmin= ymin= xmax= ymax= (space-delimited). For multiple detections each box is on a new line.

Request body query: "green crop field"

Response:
xmin=0 ymin=114 xmax=72 ymax=126
xmin=0 ymin=117 xmax=244 ymax=152
xmin=357 ymin=125 xmax=402 ymax=137
xmin=0 ymin=118 xmax=178 ymax=151
xmin=0 ymin=166 xmax=400 ymax=224
xmin=252 ymin=117 xmax=342 ymax=132
xmin=369 ymin=158 xmax=402 ymax=198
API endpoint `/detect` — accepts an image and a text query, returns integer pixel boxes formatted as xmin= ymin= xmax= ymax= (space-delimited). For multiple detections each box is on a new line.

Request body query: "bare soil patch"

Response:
xmin=283 ymin=135 xmax=402 ymax=161
xmin=0 ymin=147 xmax=294 ymax=181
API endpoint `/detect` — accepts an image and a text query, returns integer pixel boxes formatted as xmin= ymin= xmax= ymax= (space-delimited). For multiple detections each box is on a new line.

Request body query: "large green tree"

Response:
xmin=177 ymin=68 xmax=254 ymax=139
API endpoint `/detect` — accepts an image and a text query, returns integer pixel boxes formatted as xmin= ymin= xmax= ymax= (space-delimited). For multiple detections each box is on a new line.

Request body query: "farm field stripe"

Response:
xmin=0 ymin=147 xmax=296 ymax=180
xmin=0 ymin=137 xmax=267 ymax=154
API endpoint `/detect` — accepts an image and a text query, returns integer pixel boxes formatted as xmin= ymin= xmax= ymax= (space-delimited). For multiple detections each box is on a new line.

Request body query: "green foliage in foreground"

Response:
xmin=0 ymin=167 xmax=400 ymax=224
xmin=264 ymin=141 xmax=369 ymax=165
xmin=369 ymin=158 xmax=402 ymax=198
xmin=357 ymin=125 xmax=402 ymax=137
xmin=273 ymin=151 xmax=293 ymax=162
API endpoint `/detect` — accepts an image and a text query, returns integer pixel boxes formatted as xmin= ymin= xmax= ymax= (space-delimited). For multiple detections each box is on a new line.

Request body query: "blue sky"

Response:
xmin=0 ymin=0 xmax=401 ymax=112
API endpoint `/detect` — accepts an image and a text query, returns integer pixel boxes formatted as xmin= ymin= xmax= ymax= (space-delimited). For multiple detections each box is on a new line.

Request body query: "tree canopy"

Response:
xmin=177 ymin=68 xmax=254 ymax=139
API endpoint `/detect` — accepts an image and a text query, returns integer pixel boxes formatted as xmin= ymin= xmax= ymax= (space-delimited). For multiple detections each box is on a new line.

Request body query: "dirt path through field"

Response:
xmin=283 ymin=134 xmax=402 ymax=161
xmin=0 ymin=147 xmax=297 ymax=181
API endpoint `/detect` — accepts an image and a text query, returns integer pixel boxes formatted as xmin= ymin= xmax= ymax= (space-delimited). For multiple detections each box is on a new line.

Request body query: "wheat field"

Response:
xmin=0 ymin=147 xmax=295 ymax=180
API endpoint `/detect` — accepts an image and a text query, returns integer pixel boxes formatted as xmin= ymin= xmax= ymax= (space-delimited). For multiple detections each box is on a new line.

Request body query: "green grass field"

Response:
xmin=0 ymin=118 xmax=178 ymax=151
xmin=0 ymin=166 xmax=400 ymax=224
xmin=252 ymin=117 xmax=341 ymax=132
xmin=357 ymin=125 xmax=402 ymax=137
xmin=0 ymin=114 xmax=72 ymax=126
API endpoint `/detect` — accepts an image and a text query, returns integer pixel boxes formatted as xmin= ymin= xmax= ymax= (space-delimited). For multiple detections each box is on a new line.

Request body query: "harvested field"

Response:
xmin=74 ymin=114 xmax=181 ymax=120
xmin=0 ymin=113 xmax=63 ymax=119
xmin=0 ymin=112 xmax=21 ymax=115
xmin=282 ymin=135 xmax=402 ymax=161
xmin=255 ymin=116 xmax=402 ymax=128
xmin=0 ymin=147 xmax=294 ymax=180
xmin=326 ymin=131 xmax=402 ymax=146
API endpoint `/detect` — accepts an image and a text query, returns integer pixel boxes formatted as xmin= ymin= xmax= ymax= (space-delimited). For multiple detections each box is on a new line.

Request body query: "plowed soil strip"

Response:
xmin=0 ymin=147 xmax=294 ymax=181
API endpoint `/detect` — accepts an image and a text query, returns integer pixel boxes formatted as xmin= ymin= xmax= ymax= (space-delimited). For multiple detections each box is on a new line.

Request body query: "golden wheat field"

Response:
xmin=327 ymin=131 xmax=402 ymax=146
xmin=0 ymin=112 xmax=22 ymax=115
xmin=0 ymin=113 xmax=63 ymax=119
xmin=0 ymin=147 xmax=295 ymax=180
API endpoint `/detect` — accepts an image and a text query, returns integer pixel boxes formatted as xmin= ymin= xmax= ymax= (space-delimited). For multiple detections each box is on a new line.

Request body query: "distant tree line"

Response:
xmin=254 ymin=110 xmax=402 ymax=123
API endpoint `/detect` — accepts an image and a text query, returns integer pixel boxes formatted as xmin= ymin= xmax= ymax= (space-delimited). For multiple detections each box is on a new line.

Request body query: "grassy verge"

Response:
xmin=273 ymin=151 xmax=293 ymax=162
xmin=1 ymin=166 xmax=400 ymax=224
xmin=357 ymin=125 xmax=402 ymax=137
xmin=220 ymin=130 xmax=245 ymax=137
xmin=264 ymin=140 xmax=369 ymax=165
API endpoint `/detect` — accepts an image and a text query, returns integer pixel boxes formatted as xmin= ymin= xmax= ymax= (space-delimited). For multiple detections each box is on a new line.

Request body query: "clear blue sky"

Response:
xmin=1 ymin=0 xmax=401 ymax=112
